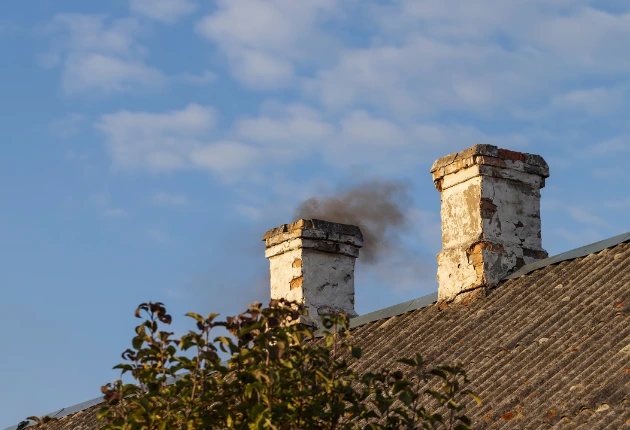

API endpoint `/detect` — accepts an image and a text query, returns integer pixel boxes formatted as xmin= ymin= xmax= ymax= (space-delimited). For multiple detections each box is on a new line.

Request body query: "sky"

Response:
xmin=1 ymin=0 xmax=630 ymax=426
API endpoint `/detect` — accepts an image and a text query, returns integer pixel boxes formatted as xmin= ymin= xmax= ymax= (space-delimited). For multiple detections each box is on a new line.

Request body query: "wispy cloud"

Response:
xmin=549 ymin=87 xmax=626 ymax=116
xmin=233 ymin=204 xmax=264 ymax=221
xmin=97 ymin=100 xmax=530 ymax=181
xmin=566 ymin=206 xmax=606 ymax=226
xmin=130 ymin=0 xmax=197 ymax=24
xmin=39 ymin=14 xmax=165 ymax=94
xmin=551 ymin=227 xmax=605 ymax=247
xmin=38 ymin=13 xmax=217 ymax=94
xmin=190 ymin=141 xmax=260 ymax=174
xmin=175 ymin=70 xmax=217 ymax=85
xmin=95 ymin=103 xmax=216 ymax=171
xmin=95 ymin=104 xmax=264 ymax=179
xmin=583 ymin=137 xmax=630 ymax=157
xmin=195 ymin=0 xmax=337 ymax=89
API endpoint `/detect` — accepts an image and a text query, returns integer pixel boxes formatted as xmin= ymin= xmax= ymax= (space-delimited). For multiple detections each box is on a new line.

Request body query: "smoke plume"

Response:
xmin=294 ymin=180 xmax=411 ymax=264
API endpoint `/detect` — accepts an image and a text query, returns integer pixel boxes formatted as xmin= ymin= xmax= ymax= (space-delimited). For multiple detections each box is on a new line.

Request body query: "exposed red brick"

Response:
xmin=498 ymin=148 xmax=526 ymax=161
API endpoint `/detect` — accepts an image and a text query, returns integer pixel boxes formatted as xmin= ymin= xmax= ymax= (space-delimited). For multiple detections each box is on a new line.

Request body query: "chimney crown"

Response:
xmin=432 ymin=144 xmax=549 ymax=303
xmin=430 ymin=144 xmax=549 ymax=192
xmin=263 ymin=219 xmax=363 ymax=327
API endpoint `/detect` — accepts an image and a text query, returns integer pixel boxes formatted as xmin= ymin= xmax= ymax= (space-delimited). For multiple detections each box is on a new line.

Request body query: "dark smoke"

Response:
xmin=294 ymin=180 xmax=411 ymax=264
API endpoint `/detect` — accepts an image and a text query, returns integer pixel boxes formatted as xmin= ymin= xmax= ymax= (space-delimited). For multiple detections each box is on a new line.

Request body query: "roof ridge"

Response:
xmin=504 ymin=231 xmax=630 ymax=280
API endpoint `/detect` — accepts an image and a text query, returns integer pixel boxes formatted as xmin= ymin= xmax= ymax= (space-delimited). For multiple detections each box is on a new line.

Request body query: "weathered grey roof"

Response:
xmin=7 ymin=233 xmax=630 ymax=429
xmin=506 ymin=231 xmax=630 ymax=279
xmin=349 ymin=240 xmax=630 ymax=428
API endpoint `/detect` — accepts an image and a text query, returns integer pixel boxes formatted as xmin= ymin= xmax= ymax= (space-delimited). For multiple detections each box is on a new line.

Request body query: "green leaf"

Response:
xmin=185 ymin=312 xmax=205 ymax=324
xmin=465 ymin=390 xmax=483 ymax=405
xmin=351 ymin=346 xmax=363 ymax=359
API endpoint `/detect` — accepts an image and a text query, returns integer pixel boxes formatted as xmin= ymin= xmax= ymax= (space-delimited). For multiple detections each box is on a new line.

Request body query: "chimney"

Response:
xmin=262 ymin=219 xmax=363 ymax=327
xmin=430 ymin=144 xmax=549 ymax=303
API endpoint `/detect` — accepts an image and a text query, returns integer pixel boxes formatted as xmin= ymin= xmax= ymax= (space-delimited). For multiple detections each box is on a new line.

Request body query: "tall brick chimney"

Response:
xmin=262 ymin=219 xmax=363 ymax=327
xmin=430 ymin=144 xmax=549 ymax=303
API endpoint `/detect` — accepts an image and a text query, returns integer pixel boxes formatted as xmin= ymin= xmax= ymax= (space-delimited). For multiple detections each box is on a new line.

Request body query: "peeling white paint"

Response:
xmin=431 ymin=145 xmax=549 ymax=302
xmin=263 ymin=219 xmax=363 ymax=328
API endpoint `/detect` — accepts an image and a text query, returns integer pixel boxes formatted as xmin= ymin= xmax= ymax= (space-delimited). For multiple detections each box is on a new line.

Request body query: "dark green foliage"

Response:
xmin=33 ymin=300 xmax=480 ymax=429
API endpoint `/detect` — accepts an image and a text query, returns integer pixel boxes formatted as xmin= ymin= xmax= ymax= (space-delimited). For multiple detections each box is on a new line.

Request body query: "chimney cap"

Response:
xmin=262 ymin=218 xmax=363 ymax=247
xmin=430 ymin=144 xmax=549 ymax=180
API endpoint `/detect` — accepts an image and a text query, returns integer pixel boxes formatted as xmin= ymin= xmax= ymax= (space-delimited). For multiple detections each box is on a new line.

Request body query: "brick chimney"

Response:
xmin=430 ymin=144 xmax=549 ymax=303
xmin=262 ymin=219 xmax=363 ymax=327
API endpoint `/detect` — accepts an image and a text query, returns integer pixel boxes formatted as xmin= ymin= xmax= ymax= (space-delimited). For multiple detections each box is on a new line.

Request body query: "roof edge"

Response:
xmin=504 ymin=231 xmax=630 ymax=280
xmin=312 ymin=292 xmax=439 ymax=338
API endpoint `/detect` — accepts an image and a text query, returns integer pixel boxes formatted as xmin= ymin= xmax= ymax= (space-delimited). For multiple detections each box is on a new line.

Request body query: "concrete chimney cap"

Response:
xmin=430 ymin=144 xmax=549 ymax=181
xmin=262 ymin=218 xmax=363 ymax=248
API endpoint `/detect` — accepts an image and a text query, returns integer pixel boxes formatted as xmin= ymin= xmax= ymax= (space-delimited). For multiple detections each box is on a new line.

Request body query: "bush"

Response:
xmin=33 ymin=299 xmax=479 ymax=429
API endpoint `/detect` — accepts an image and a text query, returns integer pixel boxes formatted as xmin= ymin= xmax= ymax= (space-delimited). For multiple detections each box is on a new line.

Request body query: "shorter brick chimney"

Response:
xmin=262 ymin=219 xmax=363 ymax=327
xmin=431 ymin=144 xmax=549 ymax=303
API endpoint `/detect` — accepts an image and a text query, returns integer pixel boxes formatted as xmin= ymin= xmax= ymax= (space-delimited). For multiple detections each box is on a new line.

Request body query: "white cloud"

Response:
xmin=48 ymin=14 xmax=141 ymax=55
xmin=96 ymin=104 xmax=216 ymax=171
xmin=130 ymin=0 xmax=196 ymax=24
xmin=235 ymin=103 xmax=334 ymax=158
xmin=175 ymin=70 xmax=217 ymax=85
xmin=63 ymin=53 xmax=164 ymax=93
xmin=152 ymin=193 xmax=189 ymax=206
xmin=549 ymin=87 xmax=626 ymax=116
xmin=96 ymin=105 xmax=262 ymax=178
xmin=298 ymin=2 xmax=630 ymax=120
xmin=195 ymin=0 xmax=337 ymax=88
xmin=233 ymin=102 xmax=529 ymax=173
xmin=229 ymin=50 xmax=294 ymax=88
xmin=529 ymin=7 xmax=630 ymax=72
xmin=338 ymin=111 xmax=407 ymax=146
xmin=97 ymin=98 xmax=533 ymax=183
xmin=40 ymin=14 xmax=165 ymax=94
xmin=191 ymin=141 xmax=260 ymax=173
xmin=304 ymin=35 xmax=535 ymax=116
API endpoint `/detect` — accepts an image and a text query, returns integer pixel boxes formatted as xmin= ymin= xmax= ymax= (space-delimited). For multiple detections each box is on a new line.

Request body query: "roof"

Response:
xmin=7 ymin=232 xmax=630 ymax=429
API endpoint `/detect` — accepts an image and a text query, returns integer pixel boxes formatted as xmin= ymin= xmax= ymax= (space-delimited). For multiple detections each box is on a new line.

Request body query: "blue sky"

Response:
xmin=1 ymin=0 xmax=630 ymax=426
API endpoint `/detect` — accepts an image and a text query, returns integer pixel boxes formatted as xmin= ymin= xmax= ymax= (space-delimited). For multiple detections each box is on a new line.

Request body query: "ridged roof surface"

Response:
xmin=13 ymin=240 xmax=630 ymax=429
xmin=350 ymin=240 xmax=630 ymax=428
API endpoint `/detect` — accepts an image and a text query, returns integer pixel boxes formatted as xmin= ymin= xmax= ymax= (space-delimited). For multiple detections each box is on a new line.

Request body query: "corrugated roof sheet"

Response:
xmin=506 ymin=231 xmax=630 ymax=279
xmin=347 ymin=240 xmax=630 ymax=428
xmin=7 ymin=234 xmax=630 ymax=429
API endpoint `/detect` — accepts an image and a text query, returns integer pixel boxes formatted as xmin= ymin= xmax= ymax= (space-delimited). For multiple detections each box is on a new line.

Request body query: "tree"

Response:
xmin=32 ymin=300 xmax=479 ymax=429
